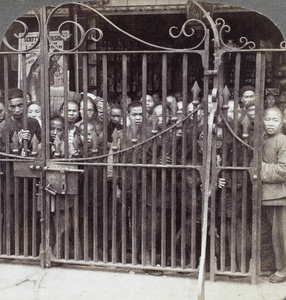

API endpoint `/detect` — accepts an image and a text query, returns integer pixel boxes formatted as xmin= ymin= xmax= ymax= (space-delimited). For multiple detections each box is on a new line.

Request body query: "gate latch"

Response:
xmin=45 ymin=184 xmax=57 ymax=196
xmin=44 ymin=166 xmax=83 ymax=195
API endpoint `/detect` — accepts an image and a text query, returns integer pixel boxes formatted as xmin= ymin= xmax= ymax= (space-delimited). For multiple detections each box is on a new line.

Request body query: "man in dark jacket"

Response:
xmin=0 ymin=88 xmax=41 ymax=156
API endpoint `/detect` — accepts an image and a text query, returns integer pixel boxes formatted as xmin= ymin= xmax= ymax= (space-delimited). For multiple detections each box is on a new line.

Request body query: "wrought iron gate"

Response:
xmin=0 ymin=1 xmax=285 ymax=288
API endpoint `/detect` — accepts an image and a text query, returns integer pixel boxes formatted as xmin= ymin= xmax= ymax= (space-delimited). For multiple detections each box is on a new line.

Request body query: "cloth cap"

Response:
xmin=240 ymin=85 xmax=255 ymax=97
xmin=8 ymin=88 xmax=23 ymax=100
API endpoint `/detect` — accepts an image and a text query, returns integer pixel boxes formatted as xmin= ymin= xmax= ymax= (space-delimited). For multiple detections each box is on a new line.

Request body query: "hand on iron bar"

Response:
xmin=21 ymin=148 xmax=29 ymax=157
xmin=216 ymin=177 xmax=226 ymax=189
xmin=159 ymin=155 xmax=172 ymax=164
xmin=18 ymin=129 xmax=31 ymax=143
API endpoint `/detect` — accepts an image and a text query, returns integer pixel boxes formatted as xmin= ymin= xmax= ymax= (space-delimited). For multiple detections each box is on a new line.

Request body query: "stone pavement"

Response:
xmin=0 ymin=262 xmax=286 ymax=300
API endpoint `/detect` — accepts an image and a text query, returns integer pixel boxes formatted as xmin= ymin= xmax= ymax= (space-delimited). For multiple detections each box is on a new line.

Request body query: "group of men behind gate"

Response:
xmin=1 ymin=84 xmax=286 ymax=283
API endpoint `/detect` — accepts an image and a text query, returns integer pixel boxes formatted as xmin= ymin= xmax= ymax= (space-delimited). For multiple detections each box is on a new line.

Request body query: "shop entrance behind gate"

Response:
xmin=0 ymin=1 xmax=285 ymax=288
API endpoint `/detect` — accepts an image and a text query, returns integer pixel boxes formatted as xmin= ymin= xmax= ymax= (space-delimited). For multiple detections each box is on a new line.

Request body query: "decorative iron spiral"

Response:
xmin=215 ymin=18 xmax=256 ymax=50
xmin=2 ymin=11 xmax=41 ymax=52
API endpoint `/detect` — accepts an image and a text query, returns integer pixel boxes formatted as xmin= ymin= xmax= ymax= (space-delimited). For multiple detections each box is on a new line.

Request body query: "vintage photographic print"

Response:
xmin=0 ymin=1 xmax=286 ymax=299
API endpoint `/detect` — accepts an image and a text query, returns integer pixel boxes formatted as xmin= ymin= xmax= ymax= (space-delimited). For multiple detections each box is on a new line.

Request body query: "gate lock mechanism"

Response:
xmin=44 ymin=166 xmax=84 ymax=195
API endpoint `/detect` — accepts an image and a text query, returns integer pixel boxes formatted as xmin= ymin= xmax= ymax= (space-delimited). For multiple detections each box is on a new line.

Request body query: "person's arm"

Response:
xmin=260 ymin=138 xmax=286 ymax=183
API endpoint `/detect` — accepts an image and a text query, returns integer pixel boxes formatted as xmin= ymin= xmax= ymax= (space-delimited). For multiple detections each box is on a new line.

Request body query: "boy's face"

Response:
xmin=153 ymin=105 xmax=170 ymax=129
xmin=79 ymin=124 xmax=95 ymax=148
xmin=9 ymin=98 xmax=24 ymax=119
xmin=50 ymin=119 xmax=64 ymax=142
xmin=0 ymin=102 xmax=5 ymax=122
xmin=144 ymin=95 xmax=154 ymax=113
xmin=67 ymin=102 xmax=79 ymax=123
xmin=80 ymin=101 xmax=95 ymax=122
xmin=61 ymin=102 xmax=79 ymax=123
xmin=241 ymin=90 xmax=256 ymax=109
xmin=94 ymin=123 xmax=103 ymax=146
xmin=96 ymin=101 xmax=110 ymax=122
xmin=129 ymin=106 xmax=143 ymax=127
xmin=110 ymin=108 xmax=122 ymax=125
xmin=28 ymin=103 xmax=41 ymax=120
xmin=263 ymin=109 xmax=283 ymax=135
xmin=265 ymin=95 xmax=276 ymax=108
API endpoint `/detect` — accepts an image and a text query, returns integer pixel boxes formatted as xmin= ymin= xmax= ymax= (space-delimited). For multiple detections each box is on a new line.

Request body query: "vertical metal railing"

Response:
xmin=141 ymin=53 xmax=148 ymax=266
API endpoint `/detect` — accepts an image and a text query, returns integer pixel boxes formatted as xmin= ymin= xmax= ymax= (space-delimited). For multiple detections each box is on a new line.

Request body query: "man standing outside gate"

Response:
xmin=260 ymin=106 xmax=286 ymax=283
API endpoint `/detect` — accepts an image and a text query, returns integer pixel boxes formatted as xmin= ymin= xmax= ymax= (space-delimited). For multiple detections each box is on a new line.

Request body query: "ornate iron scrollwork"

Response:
xmin=46 ymin=17 xmax=103 ymax=52
xmin=215 ymin=18 xmax=256 ymax=50
xmin=169 ymin=19 xmax=207 ymax=50
xmin=46 ymin=2 xmax=208 ymax=52
xmin=2 ymin=11 xmax=41 ymax=52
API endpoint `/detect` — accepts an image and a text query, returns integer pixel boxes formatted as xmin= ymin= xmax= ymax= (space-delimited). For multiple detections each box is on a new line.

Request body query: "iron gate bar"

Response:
xmin=151 ymin=117 xmax=158 ymax=266
xmin=181 ymin=53 xmax=188 ymax=269
xmin=83 ymin=54 xmax=89 ymax=262
xmin=170 ymin=110 xmax=177 ymax=269
xmin=161 ymin=53 xmax=167 ymax=268
xmin=256 ymin=51 xmax=266 ymax=278
xmin=198 ymin=101 xmax=217 ymax=298
xmin=191 ymin=96 xmax=199 ymax=270
xmin=14 ymin=177 xmax=19 ymax=256
xmin=32 ymin=178 xmax=37 ymax=257
xmin=141 ymin=54 xmax=148 ymax=266
xmin=102 ymin=54 xmax=108 ymax=263
xmin=120 ymin=92 xmax=127 ymax=265
xmin=131 ymin=124 xmax=137 ymax=265
xmin=93 ymin=166 xmax=99 ymax=262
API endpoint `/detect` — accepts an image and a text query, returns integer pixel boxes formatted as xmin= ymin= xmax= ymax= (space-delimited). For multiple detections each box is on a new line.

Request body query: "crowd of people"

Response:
xmin=1 ymin=85 xmax=286 ymax=282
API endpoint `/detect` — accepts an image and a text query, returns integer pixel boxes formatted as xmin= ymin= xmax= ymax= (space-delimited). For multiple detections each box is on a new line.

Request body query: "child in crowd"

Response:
xmin=50 ymin=116 xmax=65 ymax=158
xmin=140 ymin=94 xmax=156 ymax=120
xmin=264 ymin=93 xmax=277 ymax=109
xmin=109 ymin=103 xmax=123 ymax=129
xmin=260 ymin=106 xmax=286 ymax=283
xmin=77 ymin=122 xmax=101 ymax=157
xmin=27 ymin=102 xmax=42 ymax=127
xmin=78 ymin=96 xmax=97 ymax=124
xmin=60 ymin=99 xmax=80 ymax=157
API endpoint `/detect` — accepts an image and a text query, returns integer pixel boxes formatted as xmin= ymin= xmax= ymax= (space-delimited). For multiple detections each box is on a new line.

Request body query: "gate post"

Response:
xmin=38 ymin=6 xmax=51 ymax=268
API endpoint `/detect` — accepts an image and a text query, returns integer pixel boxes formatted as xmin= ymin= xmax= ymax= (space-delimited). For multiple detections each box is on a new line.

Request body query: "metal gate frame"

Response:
xmin=1 ymin=1 xmax=286 ymax=296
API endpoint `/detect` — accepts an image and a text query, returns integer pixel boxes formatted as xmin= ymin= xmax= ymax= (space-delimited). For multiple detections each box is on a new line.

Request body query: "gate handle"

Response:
xmin=45 ymin=184 xmax=57 ymax=196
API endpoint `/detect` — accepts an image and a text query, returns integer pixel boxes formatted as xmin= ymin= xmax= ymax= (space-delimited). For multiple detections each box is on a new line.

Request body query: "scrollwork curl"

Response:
xmin=85 ymin=28 xmax=104 ymax=43
xmin=2 ymin=12 xmax=41 ymax=52
xmin=238 ymin=36 xmax=256 ymax=49
xmin=169 ymin=19 xmax=207 ymax=50
xmin=215 ymin=17 xmax=256 ymax=50
xmin=47 ymin=20 xmax=103 ymax=52
xmin=280 ymin=41 xmax=286 ymax=49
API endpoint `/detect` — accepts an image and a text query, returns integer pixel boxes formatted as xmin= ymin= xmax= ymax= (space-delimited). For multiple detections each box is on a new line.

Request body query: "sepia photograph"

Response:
xmin=0 ymin=1 xmax=286 ymax=299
